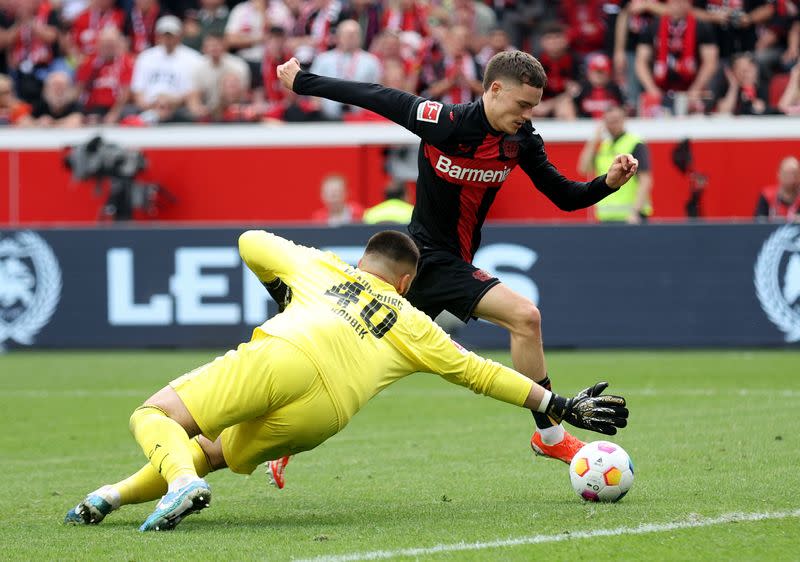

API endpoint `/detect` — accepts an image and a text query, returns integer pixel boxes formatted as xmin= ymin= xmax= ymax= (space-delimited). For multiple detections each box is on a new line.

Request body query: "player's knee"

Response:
xmin=512 ymin=303 xmax=542 ymax=337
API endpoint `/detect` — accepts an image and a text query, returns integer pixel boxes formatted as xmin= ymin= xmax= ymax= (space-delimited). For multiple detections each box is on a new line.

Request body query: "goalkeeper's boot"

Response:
xmin=266 ymin=455 xmax=291 ymax=490
xmin=64 ymin=485 xmax=118 ymax=525
xmin=530 ymin=430 xmax=585 ymax=464
xmin=139 ymin=478 xmax=211 ymax=532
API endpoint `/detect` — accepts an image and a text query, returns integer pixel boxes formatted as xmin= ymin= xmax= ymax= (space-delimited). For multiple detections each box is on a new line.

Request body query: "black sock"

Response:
xmin=531 ymin=375 xmax=557 ymax=429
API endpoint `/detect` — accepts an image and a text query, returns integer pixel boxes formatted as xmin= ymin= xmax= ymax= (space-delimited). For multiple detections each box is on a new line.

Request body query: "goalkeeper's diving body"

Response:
xmin=65 ymin=230 xmax=629 ymax=531
xmin=267 ymin=51 xmax=639 ymax=486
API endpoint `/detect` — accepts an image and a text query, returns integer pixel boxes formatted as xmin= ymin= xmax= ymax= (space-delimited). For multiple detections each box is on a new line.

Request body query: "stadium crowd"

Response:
xmin=0 ymin=0 xmax=798 ymax=126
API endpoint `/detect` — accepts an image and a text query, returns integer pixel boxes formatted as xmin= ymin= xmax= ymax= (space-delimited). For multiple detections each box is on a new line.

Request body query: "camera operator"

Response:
xmin=64 ymin=136 xmax=172 ymax=221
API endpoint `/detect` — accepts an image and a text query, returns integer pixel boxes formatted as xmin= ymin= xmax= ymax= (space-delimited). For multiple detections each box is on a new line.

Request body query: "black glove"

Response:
xmin=544 ymin=381 xmax=628 ymax=436
xmin=264 ymin=278 xmax=292 ymax=313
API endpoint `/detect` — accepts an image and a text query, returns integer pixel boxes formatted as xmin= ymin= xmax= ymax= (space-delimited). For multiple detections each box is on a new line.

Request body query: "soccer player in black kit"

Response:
xmin=265 ymin=51 xmax=638 ymax=488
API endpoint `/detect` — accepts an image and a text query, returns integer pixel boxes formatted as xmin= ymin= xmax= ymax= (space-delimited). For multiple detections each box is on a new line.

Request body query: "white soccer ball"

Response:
xmin=569 ymin=441 xmax=634 ymax=502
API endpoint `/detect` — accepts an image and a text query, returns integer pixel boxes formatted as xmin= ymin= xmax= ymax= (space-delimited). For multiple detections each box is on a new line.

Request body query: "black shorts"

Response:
xmin=405 ymin=248 xmax=500 ymax=323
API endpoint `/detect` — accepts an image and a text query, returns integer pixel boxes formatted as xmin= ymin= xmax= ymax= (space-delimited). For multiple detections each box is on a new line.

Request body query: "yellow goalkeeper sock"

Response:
xmin=129 ymin=405 xmax=199 ymax=487
xmin=114 ymin=437 xmax=213 ymax=506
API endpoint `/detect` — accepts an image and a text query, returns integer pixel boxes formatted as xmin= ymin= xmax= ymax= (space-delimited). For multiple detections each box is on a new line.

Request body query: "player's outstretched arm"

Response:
xmin=276 ymin=57 xmax=456 ymax=145
xmin=520 ymin=145 xmax=617 ymax=211
xmin=238 ymin=230 xmax=307 ymax=288
xmin=537 ymin=382 xmax=629 ymax=436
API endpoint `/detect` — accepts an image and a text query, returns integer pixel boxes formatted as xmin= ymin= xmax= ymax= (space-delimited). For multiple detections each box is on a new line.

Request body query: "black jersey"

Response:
xmin=294 ymin=71 xmax=614 ymax=261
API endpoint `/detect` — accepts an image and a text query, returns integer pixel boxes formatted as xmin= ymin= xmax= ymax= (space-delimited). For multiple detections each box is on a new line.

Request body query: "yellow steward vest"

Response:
xmin=363 ymin=199 xmax=414 ymax=224
xmin=593 ymin=132 xmax=651 ymax=221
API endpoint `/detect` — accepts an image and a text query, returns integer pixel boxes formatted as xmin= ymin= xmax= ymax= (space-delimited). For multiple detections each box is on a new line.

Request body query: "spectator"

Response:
xmin=0 ymin=73 xmax=33 ymax=125
xmin=378 ymin=55 xmax=415 ymax=95
xmin=418 ymin=24 xmax=483 ymax=103
xmin=75 ymin=25 xmax=133 ymax=124
xmin=693 ymin=0 xmax=774 ymax=64
xmin=635 ymin=0 xmax=719 ymax=115
xmin=778 ymin=60 xmax=800 ymax=113
xmin=7 ymin=0 xmax=61 ymax=104
xmin=363 ymin=180 xmax=414 ymax=225
xmin=477 ymin=27 xmax=515 ymax=68
xmin=578 ymin=105 xmax=653 ymax=223
xmin=715 ymin=51 xmax=770 ymax=114
xmin=188 ymin=31 xmax=250 ymax=120
xmin=493 ymin=1 xmax=556 ymax=54
xmin=534 ymin=22 xmax=579 ymax=119
xmin=370 ymin=29 xmax=416 ymax=76
xmin=215 ymin=71 xmax=260 ymax=122
xmin=574 ymin=52 xmax=627 ymax=118
xmin=124 ymin=0 xmax=164 ymax=55
xmin=258 ymin=25 xmax=292 ymax=112
xmin=182 ymin=0 xmax=229 ymax=52
xmin=754 ymin=156 xmax=800 ymax=221
xmin=754 ymin=0 xmax=800 ymax=76
xmin=309 ymin=19 xmax=381 ymax=119
xmin=346 ymin=0 xmax=384 ymax=51
xmin=312 ymin=174 xmax=364 ymax=226
xmin=59 ymin=0 xmax=88 ymax=24
xmin=0 ymin=0 xmax=12 ymax=76
xmin=613 ymin=0 xmax=659 ymax=106
xmin=131 ymin=15 xmax=202 ymax=119
xmin=225 ymin=0 xmax=292 ymax=79
xmin=381 ymin=0 xmax=430 ymax=38
xmin=560 ymin=0 xmax=607 ymax=58
xmin=137 ymin=92 xmax=194 ymax=124
xmin=449 ymin=0 xmax=497 ymax=43
xmin=290 ymin=0 xmax=348 ymax=62
xmin=30 ymin=70 xmax=83 ymax=127
xmin=70 ymin=0 xmax=125 ymax=60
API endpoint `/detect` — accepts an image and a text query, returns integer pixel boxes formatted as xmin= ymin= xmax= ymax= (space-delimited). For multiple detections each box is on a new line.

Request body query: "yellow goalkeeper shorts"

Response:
xmin=170 ymin=333 xmax=339 ymax=474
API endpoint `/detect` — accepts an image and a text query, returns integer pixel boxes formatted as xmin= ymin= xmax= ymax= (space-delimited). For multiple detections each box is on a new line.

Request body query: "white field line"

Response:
xmin=296 ymin=509 xmax=800 ymax=562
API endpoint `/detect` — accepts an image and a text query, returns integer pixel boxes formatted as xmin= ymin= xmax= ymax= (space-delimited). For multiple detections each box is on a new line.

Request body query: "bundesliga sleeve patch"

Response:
xmin=416 ymin=100 xmax=443 ymax=123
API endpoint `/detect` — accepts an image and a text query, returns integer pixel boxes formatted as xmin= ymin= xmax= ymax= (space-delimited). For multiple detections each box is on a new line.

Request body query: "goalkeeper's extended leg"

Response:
xmin=129 ymin=390 xmax=213 ymax=531
xmin=65 ymin=437 xmax=215 ymax=525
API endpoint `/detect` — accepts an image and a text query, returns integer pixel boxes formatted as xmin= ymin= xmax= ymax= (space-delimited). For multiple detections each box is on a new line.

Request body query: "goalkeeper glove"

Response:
xmin=264 ymin=278 xmax=292 ymax=313
xmin=544 ymin=382 xmax=628 ymax=436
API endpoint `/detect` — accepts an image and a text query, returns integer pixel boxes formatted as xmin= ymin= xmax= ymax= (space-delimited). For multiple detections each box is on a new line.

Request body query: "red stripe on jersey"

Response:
xmin=474 ymin=134 xmax=501 ymax=159
xmin=457 ymin=185 xmax=484 ymax=261
xmin=424 ymin=144 xmax=516 ymax=188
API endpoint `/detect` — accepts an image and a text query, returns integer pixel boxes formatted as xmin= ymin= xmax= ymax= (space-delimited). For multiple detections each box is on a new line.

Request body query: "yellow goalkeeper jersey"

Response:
xmin=238 ymin=230 xmax=533 ymax=430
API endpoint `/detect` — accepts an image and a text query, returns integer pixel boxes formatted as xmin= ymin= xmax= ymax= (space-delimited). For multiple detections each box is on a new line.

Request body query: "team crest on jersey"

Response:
xmin=472 ymin=269 xmax=493 ymax=282
xmin=417 ymin=100 xmax=443 ymax=123
xmin=0 ymin=231 xmax=62 ymax=348
xmin=502 ymin=139 xmax=520 ymax=159
xmin=754 ymin=225 xmax=800 ymax=342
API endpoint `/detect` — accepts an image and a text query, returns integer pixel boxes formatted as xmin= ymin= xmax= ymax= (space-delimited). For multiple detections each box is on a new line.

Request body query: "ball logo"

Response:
xmin=0 ymin=231 xmax=62 ymax=348
xmin=754 ymin=225 xmax=800 ymax=342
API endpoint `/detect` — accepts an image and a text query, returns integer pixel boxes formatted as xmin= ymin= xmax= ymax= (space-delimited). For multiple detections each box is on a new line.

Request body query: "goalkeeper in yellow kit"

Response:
xmin=65 ymin=230 xmax=628 ymax=531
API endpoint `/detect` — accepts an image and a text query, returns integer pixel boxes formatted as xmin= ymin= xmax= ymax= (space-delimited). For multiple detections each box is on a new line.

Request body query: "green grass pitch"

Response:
xmin=1 ymin=349 xmax=798 ymax=561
